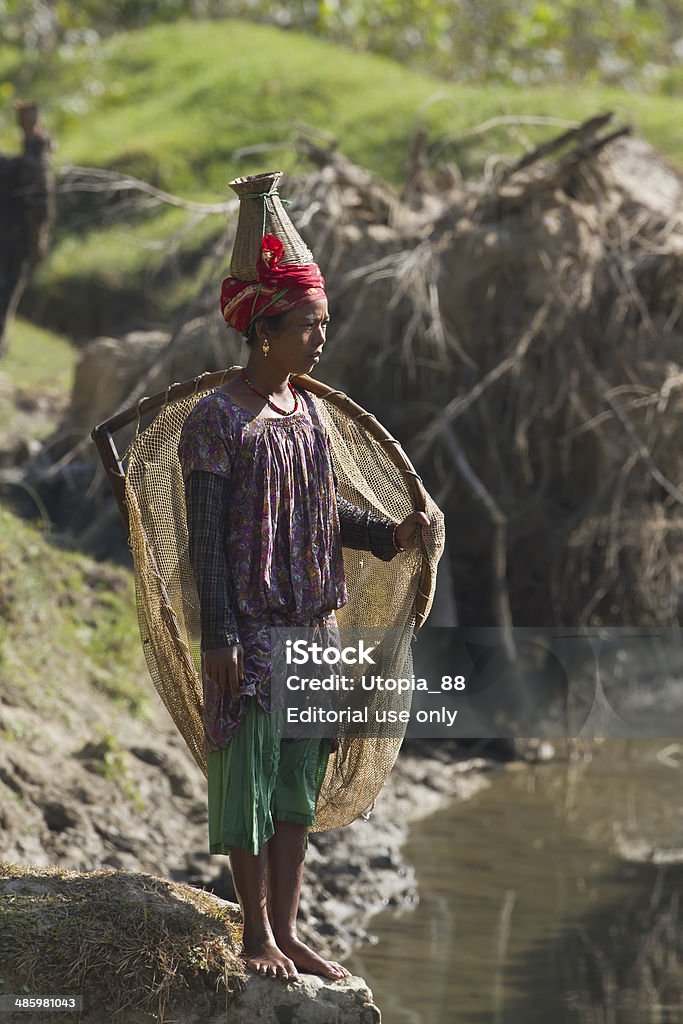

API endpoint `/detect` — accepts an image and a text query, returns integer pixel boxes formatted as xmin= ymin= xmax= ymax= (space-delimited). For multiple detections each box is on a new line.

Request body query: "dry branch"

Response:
xmin=503 ymin=110 xmax=616 ymax=178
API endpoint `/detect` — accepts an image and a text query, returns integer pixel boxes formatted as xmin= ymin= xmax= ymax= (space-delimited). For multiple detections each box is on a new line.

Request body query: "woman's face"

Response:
xmin=263 ymin=298 xmax=330 ymax=375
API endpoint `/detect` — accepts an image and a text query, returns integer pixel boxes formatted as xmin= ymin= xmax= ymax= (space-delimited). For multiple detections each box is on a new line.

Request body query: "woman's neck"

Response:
xmin=243 ymin=354 xmax=291 ymax=397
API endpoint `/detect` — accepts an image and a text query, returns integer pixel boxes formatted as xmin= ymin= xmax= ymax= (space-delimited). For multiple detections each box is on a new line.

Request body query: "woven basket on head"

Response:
xmin=92 ymin=369 xmax=445 ymax=832
xmin=229 ymin=171 xmax=314 ymax=281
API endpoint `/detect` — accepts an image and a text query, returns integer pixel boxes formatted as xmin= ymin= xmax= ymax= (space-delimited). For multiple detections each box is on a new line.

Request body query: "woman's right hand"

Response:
xmin=203 ymin=645 xmax=244 ymax=700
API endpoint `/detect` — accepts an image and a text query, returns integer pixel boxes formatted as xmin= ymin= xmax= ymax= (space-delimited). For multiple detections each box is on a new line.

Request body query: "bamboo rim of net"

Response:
xmin=92 ymin=366 xmax=436 ymax=629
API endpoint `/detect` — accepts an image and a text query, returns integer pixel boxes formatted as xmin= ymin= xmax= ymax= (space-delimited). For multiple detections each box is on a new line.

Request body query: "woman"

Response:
xmin=178 ymin=230 xmax=428 ymax=983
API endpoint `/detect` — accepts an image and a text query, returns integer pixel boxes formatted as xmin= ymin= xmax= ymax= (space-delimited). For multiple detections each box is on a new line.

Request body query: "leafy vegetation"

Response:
xmin=2 ymin=20 xmax=682 ymax=196
xmin=2 ymin=0 xmax=681 ymax=93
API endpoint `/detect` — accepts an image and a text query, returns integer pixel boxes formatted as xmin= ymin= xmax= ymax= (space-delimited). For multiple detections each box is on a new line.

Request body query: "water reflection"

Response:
xmin=344 ymin=741 xmax=683 ymax=1023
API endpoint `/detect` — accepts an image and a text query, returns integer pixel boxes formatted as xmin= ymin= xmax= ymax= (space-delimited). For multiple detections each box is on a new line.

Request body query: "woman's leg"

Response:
xmin=229 ymin=844 xmax=298 ymax=979
xmin=207 ymin=698 xmax=297 ymax=979
xmin=267 ymin=819 xmax=350 ymax=979
xmin=267 ymin=737 xmax=351 ymax=979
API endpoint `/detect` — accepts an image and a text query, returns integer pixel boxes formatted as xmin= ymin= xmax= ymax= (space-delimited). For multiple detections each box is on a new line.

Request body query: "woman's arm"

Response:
xmin=184 ymin=469 xmax=240 ymax=650
xmin=178 ymin=397 xmax=245 ymax=696
xmin=336 ymin=493 xmax=400 ymax=561
xmin=184 ymin=469 xmax=244 ymax=696
xmin=327 ymin=438 xmax=428 ymax=559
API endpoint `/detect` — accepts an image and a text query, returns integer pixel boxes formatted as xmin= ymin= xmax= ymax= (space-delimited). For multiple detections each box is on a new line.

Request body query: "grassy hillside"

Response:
xmin=2 ymin=20 xmax=682 ymax=193
xmin=1 ymin=18 xmax=681 ymax=335
xmin=0 ymin=318 xmax=78 ymax=442
xmin=2 ymin=318 xmax=76 ymax=394
xmin=0 ymin=503 xmax=149 ymax=724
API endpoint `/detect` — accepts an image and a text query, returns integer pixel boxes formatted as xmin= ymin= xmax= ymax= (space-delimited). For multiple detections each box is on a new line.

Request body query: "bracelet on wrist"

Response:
xmin=392 ymin=524 xmax=405 ymax=552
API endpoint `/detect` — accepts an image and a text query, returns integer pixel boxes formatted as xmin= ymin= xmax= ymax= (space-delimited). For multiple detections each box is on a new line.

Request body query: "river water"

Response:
xmin=344 ymin=740 xmax=683 ymax=1024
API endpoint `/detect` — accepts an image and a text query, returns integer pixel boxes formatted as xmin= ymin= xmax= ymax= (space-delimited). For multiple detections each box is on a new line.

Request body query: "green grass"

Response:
xmin=1 ymin=18 xmax=681 ymax=331
xmin=34 ymin=203 xmax=225 ymax=325
xmin=0 ymin=318 xmax=78 ymax=442
xmin=2 ymin=19 xmax=681 ymax=194
xmin=2 ymin=317 xmax=77 ymax=393
xmin=0 ymin=504 xmax=150 ymax=721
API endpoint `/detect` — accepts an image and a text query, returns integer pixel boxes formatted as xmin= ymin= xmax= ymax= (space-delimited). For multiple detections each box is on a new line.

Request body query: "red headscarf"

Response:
xmin=220 ymin=234 xmax=326 ymax=334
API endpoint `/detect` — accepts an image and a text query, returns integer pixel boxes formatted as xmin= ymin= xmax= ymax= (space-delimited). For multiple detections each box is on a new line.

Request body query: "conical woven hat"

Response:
xmin=229 ymin=171 xmax=314 ymax=281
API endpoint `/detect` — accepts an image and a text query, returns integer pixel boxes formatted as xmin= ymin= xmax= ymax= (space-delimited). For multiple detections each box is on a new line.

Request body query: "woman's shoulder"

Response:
xmin=296 ymin=385 xmax=327 ymax=429
xmin=178 ymin=391 xmax=241 ymax=477
xmin=182 ymin=390 xmax=242 ymax=433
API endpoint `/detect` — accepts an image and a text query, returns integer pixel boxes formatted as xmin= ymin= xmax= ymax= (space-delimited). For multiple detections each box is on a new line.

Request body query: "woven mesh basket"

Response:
xmin=229 ymin=171 xmax=314 ymax=281
xmin=92 ymin=369 xmax=445 ymax=832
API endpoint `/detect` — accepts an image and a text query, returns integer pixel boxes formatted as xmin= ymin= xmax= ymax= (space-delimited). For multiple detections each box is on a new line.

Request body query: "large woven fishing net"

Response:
xmin=122 ymin=369 xmax=445 ymax=831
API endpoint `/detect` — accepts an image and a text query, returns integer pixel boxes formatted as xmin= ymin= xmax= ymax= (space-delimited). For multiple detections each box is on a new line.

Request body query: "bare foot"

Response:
xmin=241 ymin=939 xmax=298 ymax=981
xmin=276 ymin=935 xmax=352 ymax=980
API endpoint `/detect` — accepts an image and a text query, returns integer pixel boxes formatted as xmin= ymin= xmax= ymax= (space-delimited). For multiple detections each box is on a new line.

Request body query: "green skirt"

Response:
xmin=206 ymin=696 xmax=332 ymax=856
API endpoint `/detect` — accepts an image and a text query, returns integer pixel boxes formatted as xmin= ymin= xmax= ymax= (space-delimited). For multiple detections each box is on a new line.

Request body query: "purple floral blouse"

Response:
xmin=178 ymin=385 xmax=397 ymax=752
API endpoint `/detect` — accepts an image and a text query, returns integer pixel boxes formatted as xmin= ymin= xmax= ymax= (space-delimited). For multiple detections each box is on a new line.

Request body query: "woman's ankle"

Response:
xmin=242 ymin=920 xmax=276 ymax=949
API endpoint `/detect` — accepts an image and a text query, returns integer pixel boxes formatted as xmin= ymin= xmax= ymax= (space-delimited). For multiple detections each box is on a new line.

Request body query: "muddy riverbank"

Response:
xmin=0 ymin=676 xmax=515 ymax=962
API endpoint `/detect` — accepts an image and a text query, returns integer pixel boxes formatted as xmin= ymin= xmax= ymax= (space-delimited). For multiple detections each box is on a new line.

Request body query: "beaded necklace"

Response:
xmin=240 ymin=370 xmax=299 ymax=416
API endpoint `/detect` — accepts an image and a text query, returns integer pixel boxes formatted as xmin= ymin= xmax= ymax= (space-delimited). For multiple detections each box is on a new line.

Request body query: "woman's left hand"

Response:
xmin=395 ymin=511 xmax=430 ymax=551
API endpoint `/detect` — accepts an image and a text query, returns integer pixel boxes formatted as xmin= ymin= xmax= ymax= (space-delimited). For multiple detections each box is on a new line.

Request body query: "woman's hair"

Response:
xmin=244 ymin=311 xmax=286 ymax=346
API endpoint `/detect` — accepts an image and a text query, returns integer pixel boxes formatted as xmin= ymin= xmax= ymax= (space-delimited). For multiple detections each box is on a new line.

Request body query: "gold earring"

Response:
xmin=262 ymin=339 xmax=270 ymax=357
